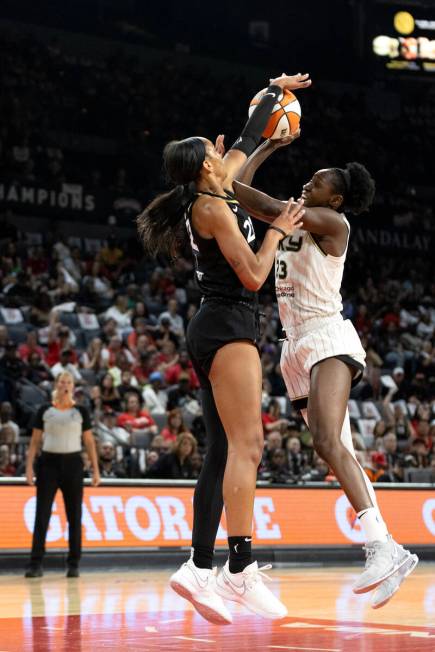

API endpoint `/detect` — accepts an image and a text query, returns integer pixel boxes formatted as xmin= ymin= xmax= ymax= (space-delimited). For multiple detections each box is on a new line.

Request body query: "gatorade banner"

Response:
xmin=0 ymin=485 xmax=434 ymax=550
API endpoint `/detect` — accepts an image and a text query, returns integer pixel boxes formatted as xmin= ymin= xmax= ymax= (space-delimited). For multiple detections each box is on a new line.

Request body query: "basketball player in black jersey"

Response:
xmin=137 ymin=73 xmax=310 ymax=623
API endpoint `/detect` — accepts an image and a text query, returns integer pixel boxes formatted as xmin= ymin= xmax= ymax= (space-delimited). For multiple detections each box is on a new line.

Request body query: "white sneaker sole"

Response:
xmin=170 ymin=579 xmax=232 ymax=625
xmin=353 ymin=552 xmax=412 ymax=594
xmin=215 ymin=584 xmax=287 ymax=620
xmin=371 ymin=554 xmax=419 ymax=609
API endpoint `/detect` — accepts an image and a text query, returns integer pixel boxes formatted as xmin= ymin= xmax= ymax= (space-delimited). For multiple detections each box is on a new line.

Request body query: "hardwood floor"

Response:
xmin=0 ymin=564 xmax=433 ymax=651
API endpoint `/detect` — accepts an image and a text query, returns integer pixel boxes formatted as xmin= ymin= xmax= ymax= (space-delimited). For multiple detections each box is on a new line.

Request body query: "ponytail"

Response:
xmin=137 ymin=183 xmax=194 ymax=257
xmin=137 ymin=137 xmax=206 ymax=257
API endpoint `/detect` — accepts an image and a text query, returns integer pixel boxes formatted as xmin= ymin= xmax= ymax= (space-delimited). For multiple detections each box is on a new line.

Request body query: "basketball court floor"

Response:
xmin=0 ymin=564 xmax=433 ymax=651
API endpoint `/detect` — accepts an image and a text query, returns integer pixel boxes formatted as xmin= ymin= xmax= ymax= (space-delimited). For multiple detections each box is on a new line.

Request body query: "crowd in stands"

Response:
xmin=0 ymin=214 xmax=434 ymax=484
xmin=0 ymin=31 xmax=434 ymax=220
xmin=0 ymin=30 xmax=434 ymax=485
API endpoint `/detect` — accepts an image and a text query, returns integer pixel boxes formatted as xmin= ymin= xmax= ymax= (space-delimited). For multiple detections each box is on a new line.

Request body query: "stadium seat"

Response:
xmin=404 ymin=468 xmax=435 ymax=483
xmin=59 ymin=312 xmax=80 ymax=329
xmin=8 ymin=323 xmax=29 ymax=344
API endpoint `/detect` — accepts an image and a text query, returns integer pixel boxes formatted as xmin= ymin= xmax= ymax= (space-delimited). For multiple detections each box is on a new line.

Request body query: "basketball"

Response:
xmin=249 ymin=88 xmax=301 ymax=139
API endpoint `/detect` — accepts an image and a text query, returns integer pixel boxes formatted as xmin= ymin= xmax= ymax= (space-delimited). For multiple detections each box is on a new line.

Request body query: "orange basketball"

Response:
xmin=249 ymin=88 xmax=301 ymax=139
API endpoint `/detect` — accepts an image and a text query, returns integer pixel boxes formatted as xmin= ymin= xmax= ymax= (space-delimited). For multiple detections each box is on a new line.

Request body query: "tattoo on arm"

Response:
xmin=229 ymin=257 xmax=241 ymax=270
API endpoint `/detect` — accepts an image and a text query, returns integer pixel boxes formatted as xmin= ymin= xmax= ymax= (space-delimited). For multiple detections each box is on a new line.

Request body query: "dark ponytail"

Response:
xmin=331 ymin=162 xmax=376 ymax=215
xmin=137 ymin=138 xmax=206 ymax=257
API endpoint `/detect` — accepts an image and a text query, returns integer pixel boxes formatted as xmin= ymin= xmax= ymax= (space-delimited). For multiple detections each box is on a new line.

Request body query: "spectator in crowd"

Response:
xmin=0 ymin=325 xmax=9 ymax=358
xmin=190 ymin=451 xmax=204 ymax=479
xmin=285 ymin=436 xmax=308 ymax=477
xmin=380 ymin=432 xmax=400 ymax=468
xmin=99 ymin=373 xmax=121 ymax=412
xmin=262 ymin=430 xmax=283 ymax=466
xmin=117 ymin=369 xmax=141 ymax=401
xmin=18 ymin=332 xmax=45 ymax=363
xmin=409 ymin=438 xmax=429 ymax=468
xmin=26 ymin=352 xmax=53 ymax=386
xmin=104 ymin=294 xmax=132 ymax=332
xmin=166 ymin=373 xmax=197 ymax=410
xmin=364 ymin=451 xmax=388 ymax=483
xmin=98 ymin=441 xmax=127 ymax=478
xmin=0 ymin=401 xmax=19 ymax=442
xmin=149 ymin=434 xmax=172 ymax=457
xmin=146 ymin=432 xmax=198 ymax=479
xmin=376 ymin=458 xmax=405 ymax=483
xmin=51 ymin=349 xmax=84 ymax=384
xmin=262 ymin=399 xmax=291 ymax=434
xmin=142 ymin=371 xmax=167 ymax=415
xmin=81 ymin=338 xmax=108 ymax=373
xmin=95 ymin=409 xmax=131 ymax=446
xmin=165 ymin=349 xmax=199 ymax=389
xmin=160 ymin=409 xmax=187 ymax=443
xmin=116 ymin=393 xmax=158 ymax=441
xmin=0 ymin=341 xmax=27 ymax=398
xmin=0 ymin=443 xmax=16 ymax=476
xmin=301 ymin=453 xmax=330 ymax=482
xmin=158 ymin=298 xmax=185 ymax=339
xmin=46 ymin=323 xmax=77 ymax=367
xmin=259 ymin=448 xmax=294 ymax=484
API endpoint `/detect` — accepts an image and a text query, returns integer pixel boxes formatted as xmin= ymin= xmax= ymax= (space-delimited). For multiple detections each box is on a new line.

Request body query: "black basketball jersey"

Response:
xmin=185 ymin=191 xmax=258 ymax=304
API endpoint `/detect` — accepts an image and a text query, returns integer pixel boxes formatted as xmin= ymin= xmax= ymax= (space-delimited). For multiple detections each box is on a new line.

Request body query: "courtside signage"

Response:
xmin=0 ymin=486 xmax=433 ymax=549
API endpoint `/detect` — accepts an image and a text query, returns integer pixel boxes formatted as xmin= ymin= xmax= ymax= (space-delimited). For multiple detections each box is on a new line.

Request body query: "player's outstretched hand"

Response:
xmin=270 ymin=73 xmax=311 ymax=91
xmin=272 ymin=198 xmax=304 ymax=237
xmin=271 ymin=128 xmax=301 ymax=149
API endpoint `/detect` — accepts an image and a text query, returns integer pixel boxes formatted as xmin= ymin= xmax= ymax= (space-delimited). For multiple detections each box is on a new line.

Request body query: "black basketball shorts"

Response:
xmin=186 ymin=299 xmax=260 ymax=389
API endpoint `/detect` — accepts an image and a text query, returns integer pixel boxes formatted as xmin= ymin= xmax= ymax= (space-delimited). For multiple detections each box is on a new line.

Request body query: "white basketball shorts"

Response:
xmin=280 ymin=316 xmax=366 ymax=409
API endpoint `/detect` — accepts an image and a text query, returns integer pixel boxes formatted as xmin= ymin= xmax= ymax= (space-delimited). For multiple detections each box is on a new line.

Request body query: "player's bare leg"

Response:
xmin=209 ymin=341 xmax=287 ymax=619
xmin=307 ymin=357 xmax=412 ymax=593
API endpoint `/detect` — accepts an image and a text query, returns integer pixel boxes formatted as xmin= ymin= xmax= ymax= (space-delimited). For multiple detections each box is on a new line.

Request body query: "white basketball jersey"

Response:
xmin=275 ymin=217 xmax=350 ymax=334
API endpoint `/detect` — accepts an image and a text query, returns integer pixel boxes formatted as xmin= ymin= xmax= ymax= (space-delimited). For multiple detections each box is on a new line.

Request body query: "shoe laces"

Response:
xmin=242 ymin=563 xmax=273 ymax=589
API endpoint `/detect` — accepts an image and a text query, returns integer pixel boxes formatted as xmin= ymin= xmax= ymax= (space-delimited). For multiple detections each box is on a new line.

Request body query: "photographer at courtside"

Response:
xmin=25 ymin=371 xmax=100 ymax=578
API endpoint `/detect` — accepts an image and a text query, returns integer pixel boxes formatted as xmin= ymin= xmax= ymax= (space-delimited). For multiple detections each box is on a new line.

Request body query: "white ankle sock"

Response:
xmin=357 ymin=507 xmax=389 ymax=543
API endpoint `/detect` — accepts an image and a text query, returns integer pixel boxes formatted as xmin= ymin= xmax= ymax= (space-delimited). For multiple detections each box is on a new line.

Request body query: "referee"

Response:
xmin=25 ymin=371 xmax=100 ymax=578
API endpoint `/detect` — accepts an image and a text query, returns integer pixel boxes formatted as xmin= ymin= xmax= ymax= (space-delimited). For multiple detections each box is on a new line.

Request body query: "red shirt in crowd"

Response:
xmin=18 ymin=342 xmax=45 ymax=362
xmin=117 ymin=410 xmax=156 ymax=431
xmin=46 ymin=341 xmax=78 ymax=366
xmin=160 ymin=427 xmax=177 ymax=443
xmin=165 ymin=363 xmax=199 ymax=389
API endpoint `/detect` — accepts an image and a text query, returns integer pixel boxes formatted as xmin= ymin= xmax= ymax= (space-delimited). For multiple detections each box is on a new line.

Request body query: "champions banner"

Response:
xmin=0 ymin=485 xmax=434 ymax=550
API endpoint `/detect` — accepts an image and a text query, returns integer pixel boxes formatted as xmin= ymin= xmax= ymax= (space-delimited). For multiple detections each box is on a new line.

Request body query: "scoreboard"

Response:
xmin=369 ymin=2 xmax=435 ymax=75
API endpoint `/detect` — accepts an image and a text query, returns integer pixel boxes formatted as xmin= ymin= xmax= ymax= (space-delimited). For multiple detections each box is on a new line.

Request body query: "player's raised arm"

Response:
xmin=223 ymin=73 xmax=311 ymax=183
xmin=237 ymin=131 xmax=301 ymax=187
xmin=234 ymin=178 xmax=353 ymax=240
xmin=195 ymin=195 xmax=304 ymax=291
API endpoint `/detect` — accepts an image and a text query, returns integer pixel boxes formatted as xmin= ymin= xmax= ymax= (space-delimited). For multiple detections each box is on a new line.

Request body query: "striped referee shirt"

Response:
xmin=33 ymin=404 xmax=92 ymax=454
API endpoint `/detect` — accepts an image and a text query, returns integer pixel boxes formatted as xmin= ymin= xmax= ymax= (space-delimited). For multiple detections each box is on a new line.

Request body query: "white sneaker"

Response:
xmin=169 ymin=558 xmax=233 ymax=625
xmin=215 ymin=560 xmax=288 ymax=620
xmin=371 ymin=553 xmax=419 ymax=609
xmin=353 ymin=536 xmax=411 ymax=594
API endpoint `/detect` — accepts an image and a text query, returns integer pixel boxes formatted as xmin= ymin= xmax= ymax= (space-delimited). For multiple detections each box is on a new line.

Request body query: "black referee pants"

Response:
xmin=30 ymin=452 xmax=83 ymax=568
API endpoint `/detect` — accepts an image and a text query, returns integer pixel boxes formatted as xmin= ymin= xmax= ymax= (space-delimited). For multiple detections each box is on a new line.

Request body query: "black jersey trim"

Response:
xmin=310 ymin=354 xmax=364 ymax=388
xmin=291 ymin=396 xmax=309 ymax=411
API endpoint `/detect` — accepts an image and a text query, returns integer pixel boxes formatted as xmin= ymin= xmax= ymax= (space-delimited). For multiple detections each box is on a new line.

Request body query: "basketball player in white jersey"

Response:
xmin=232 ymin=135 xmax=418 ymax=609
